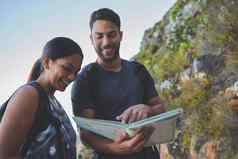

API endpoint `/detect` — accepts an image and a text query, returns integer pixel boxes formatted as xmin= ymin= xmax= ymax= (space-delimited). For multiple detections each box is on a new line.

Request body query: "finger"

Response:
xmin=116 ymin=115 xmax=127 ymax=123
xmin=130 ymin=133 xmax=146 ymax=152
xmin=116 ymin=115 xmax=121 ymax=120
xmin=116 ymin=108 xmax=130 ymax=121
xmin=133 ymin=128 xmax=143 ymax=135
xmin=128 ymin=131 xmax=146 ymax=147
xmin=115 ymin=130 xmax=129 ymax=143
xmin=121 ymin=109 xmax=132 ymax=123
xmin=128 ymin=111 xmax=138 ymax=123
xmin=136 ymin=111 xmax=144 ymax=121
xmin=142 ymin=111 xmax=149 ymax=119
xmin=133 ymin=140 xmax=146 ymax=153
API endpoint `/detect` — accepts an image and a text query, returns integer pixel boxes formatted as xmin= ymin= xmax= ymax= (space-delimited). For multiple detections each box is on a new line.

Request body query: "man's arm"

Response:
xmin=116 ymin=96 xmax=166 ymax=123
xmin=147 ymin=95 xmax=166 ymax=116
xmin=79 ymin=96 xmax=164 ymax=154
xmin=80 ymin=109 xmax=149 ymax=155
xmin=116 ymin=62 xmax=167 ymax=123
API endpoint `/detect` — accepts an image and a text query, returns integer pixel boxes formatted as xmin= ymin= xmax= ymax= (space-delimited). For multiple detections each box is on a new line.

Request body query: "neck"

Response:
xmin=96 ymin=57 xmax=122 ymax=72
xmin=36 ymin=75 xmax=55 ymax=96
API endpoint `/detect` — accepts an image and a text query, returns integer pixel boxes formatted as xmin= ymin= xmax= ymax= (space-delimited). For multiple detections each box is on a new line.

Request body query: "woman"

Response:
xmin=0 ymin=37 xmax=83 ymax=159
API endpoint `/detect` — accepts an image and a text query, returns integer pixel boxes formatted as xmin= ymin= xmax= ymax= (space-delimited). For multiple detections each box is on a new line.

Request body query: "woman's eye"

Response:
xmin=62 ymin=65 xmax=72 ymax=72
xmin=74 ymin=71 xmax=78 ymax=77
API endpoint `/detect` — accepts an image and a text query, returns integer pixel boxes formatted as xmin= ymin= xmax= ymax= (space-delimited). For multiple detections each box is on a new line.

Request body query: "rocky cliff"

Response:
xmin=135 ymin=0 xmax=238 ymax=158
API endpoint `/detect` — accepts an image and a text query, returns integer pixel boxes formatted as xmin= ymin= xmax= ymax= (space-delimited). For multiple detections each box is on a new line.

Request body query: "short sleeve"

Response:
xmin=71 ymin=65 xmax=96 ymax=116
xmin=136 ymin=63 xmax=158 ymax=103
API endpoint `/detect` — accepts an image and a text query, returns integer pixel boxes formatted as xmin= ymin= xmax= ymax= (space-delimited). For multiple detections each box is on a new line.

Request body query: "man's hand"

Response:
xmin=110 ymin=127 xmax=154 ymax=155
xmin=116 ymin=104 xmax=152 ymax=123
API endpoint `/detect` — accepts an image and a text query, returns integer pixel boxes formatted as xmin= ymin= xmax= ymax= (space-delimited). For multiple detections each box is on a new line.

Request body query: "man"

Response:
xmin=71 ymin=8 xmax=166 ymax=159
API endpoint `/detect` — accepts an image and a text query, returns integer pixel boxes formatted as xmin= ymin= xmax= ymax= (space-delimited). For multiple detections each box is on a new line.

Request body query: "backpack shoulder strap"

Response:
xmin=20 ymin=81 xmax=53 ymax=155
xmin=28 ymin=81 xmax=48 ymax=102
xmin=130 ymin=60 xmax=147 ymax=80
xmin=85 ymin=62 xmax=100 ymax=99
xmin=0 ymin=99 xmax=10 ymax=122
xmin=0 ymin=81 xmax=46 ymax=122
xmin=86 ymin=62 xmax=99 ymax=79
xmin=28 ymin=81 xmax=52 ymax=129
xmin=0 ymin=81 xmax=49 ymax=123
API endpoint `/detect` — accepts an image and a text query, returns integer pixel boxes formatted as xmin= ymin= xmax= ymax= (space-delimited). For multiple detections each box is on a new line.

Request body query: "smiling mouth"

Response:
xmin=103 ymin=48 xmax=115 ymax=54
xmin=62 ymin=79 xmax=71 ymax=86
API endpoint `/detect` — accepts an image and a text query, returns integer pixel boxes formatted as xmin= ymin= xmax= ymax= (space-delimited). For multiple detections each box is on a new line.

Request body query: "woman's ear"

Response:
xmin=42 ymin=57 xmax=50 ymax=70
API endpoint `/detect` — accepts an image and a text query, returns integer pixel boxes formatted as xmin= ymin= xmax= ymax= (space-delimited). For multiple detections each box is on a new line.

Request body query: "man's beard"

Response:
xmin=96 ymin=45 xmax=120 ymax=63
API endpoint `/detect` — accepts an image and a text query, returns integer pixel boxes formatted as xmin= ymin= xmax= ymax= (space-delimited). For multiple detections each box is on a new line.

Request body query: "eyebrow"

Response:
xmin=94 ymin=30 xmax=116 ymax=35
xmin=63 ymin=63 xmax=76 ymax=71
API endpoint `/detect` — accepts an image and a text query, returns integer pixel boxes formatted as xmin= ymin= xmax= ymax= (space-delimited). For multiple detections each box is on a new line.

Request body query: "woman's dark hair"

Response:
xmin=89 ymin=8 xmax=121 ymax=30
xmin=27 ymin=37 xmax=83 ymax=82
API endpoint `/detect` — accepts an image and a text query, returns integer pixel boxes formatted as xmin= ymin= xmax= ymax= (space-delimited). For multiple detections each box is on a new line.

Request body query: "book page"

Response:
xmin=145 ymin=116 xmax=177 ymax=146
xmin=73 ymin=117 xmax=127 ymax=140
xmin=73 ymin=108 xmax=182 ymax=146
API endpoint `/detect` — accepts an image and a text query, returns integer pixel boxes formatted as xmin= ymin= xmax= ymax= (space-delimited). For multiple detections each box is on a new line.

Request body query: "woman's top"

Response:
xmin=19 ymin=81 xmax=77 ymax=159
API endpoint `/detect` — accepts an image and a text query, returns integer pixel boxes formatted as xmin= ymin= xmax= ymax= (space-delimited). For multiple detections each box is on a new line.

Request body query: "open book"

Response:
xmin=73 ymin=108 xmax=183 ymax=146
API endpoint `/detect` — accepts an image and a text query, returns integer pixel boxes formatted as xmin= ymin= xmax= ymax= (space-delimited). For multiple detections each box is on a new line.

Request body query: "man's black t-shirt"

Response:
xmin=71 ymin=59 xmax=160 ymax=159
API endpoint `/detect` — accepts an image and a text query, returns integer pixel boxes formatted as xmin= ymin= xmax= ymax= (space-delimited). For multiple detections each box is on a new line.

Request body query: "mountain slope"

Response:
xmin=135 ymin=0 xmax=238 ymax=158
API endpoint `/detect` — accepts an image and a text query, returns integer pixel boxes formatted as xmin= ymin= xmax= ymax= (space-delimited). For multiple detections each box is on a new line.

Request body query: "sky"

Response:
xmin=0 ymin=0 xmax=176 ymax=116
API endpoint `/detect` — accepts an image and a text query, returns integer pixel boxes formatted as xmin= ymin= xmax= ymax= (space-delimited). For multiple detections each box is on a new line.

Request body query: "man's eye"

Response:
xmin=108 ymin=32 xmax=116 ymax=38
xmin=95 ymin=35 xmax=103 ymax=39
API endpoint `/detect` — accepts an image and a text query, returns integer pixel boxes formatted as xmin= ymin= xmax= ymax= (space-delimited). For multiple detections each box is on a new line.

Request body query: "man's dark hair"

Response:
xmin=89 ymin=8 xmax=121 ymax=30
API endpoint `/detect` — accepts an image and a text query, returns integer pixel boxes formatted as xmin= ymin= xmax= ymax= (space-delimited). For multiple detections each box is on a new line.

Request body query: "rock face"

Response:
xmin=135 ymin=0 xmax=238 ymax=158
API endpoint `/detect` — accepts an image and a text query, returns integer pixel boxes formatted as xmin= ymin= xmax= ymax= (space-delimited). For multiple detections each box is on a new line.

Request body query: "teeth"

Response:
xmin=62 ymin=80 xmax=70 ymax=86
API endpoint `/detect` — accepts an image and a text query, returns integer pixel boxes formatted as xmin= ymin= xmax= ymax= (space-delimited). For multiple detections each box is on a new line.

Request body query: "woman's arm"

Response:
xmin=0 ymin=85 xmax=40 ymax=159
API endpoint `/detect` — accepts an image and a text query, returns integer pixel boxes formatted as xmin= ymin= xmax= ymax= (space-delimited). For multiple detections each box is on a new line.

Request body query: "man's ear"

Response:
xmin=42 ymin=57 xmax=50 ymax=70
xmin=90 ymin=34 xmax=94 ymax=45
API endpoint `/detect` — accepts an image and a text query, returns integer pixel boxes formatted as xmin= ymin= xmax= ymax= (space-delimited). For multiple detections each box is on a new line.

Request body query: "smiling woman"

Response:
xmin=0 ymin=37 xmax=83 ymax=159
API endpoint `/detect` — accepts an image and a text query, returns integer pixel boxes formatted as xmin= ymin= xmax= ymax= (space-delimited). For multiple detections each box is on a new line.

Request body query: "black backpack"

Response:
xmin=0 ymin=99 xmax=9 ymax=122
xmin=0 ymin=82 xmax=49 ymax=122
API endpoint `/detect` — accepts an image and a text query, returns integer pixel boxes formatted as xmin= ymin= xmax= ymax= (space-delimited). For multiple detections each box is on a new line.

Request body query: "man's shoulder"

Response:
xmin=125 ymin=60 xmax=153 ymax=82
xmin=78 ymin=62 xmax=99 ymax=75
xmin=74 ymin=62 xmax=99 ymax=82
xmin=82 ymin=62 xmax=99 ymax=72
xmin=125 ymin=60 xmax=147 ymax=72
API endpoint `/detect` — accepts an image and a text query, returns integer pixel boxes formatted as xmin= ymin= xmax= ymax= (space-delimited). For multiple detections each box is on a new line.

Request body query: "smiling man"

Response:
xmin=71 ymin=8 xmax=166 ymax=159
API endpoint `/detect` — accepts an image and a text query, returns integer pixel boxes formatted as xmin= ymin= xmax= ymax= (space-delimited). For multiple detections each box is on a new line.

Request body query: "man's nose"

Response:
xmin=102 ymin=36 xmax=112 ymax=47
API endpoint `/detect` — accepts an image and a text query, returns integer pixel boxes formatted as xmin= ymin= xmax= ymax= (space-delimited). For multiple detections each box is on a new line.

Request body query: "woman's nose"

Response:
xmin=68 ymin=72 xmax=76 ymax=81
